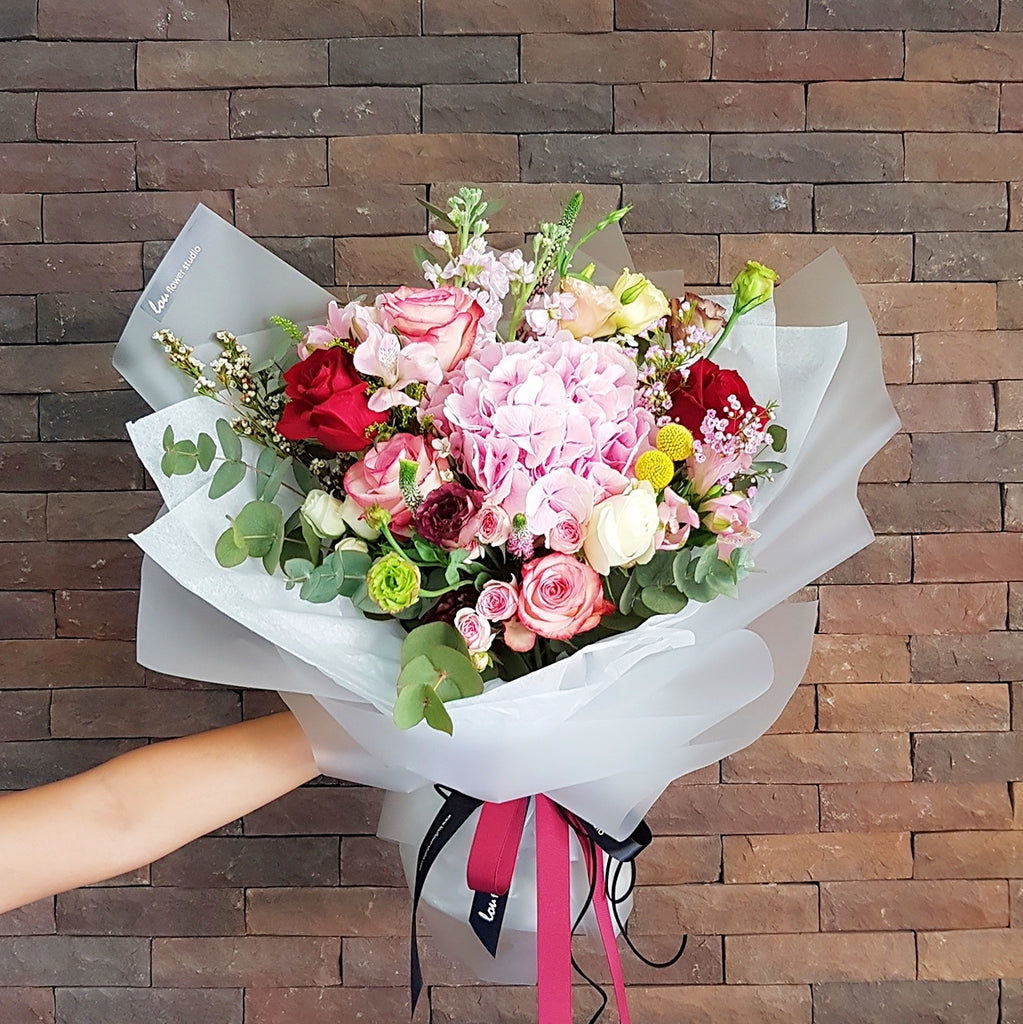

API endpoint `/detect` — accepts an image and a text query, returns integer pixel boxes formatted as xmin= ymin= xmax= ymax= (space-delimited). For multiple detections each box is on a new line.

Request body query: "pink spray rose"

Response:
xmin=454 ymin=607 xmax=494 ymax=654
xmin=475 ymin=503 xmax=512 ymax=547
xmin=476 ymin=580 xmax=519 ymax=622
xmin=343 ymin=433 xmax=445 ymax=539
xmin=547 ymin=513 xmax=585 ymax=554
xmin=377 ymin=285 xmax=483 ymax=372
xmin=516 ymin=553 xmax=614 ymax=642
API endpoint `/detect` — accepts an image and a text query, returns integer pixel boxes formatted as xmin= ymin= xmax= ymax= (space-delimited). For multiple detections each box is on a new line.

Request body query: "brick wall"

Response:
xmin=1 ymin=1 xmax=1021 ymax=1022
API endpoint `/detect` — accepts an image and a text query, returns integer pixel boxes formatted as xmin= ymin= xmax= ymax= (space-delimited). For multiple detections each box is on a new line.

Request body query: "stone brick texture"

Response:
xmin=1 ymin=2 xmax=1022 ymax=1020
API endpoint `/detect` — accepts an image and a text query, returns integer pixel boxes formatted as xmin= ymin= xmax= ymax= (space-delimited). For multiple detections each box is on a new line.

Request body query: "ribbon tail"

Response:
xmin=535 ymin=794 xmax=572 ymax=1024
xmin=589 ymin=846 xmax=631 ymax=1024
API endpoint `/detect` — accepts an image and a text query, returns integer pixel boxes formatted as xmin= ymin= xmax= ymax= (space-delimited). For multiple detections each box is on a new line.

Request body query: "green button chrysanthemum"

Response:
xmin=366 ymin=552 xmax=421 ymax=613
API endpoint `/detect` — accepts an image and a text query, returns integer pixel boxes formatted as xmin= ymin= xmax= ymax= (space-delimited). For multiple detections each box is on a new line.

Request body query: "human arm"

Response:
xmin=0 ymin=710 xmax=318 ymax=915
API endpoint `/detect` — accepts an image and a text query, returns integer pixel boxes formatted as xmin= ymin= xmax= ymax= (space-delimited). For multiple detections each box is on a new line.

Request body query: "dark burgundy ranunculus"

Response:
xmin=666 ymin=357 xmax=767 ymax=436
xmin=275 ymin=346 xmax=387 ymax=453
xmin=412 ymin=482 xmax=482 ymax=550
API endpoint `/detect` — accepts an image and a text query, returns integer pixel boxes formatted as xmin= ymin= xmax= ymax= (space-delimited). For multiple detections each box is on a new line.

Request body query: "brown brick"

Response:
xmin=55 ymin=589 xmax=136 ymax=639
xmin=624 ymin=184 xmax=812 ymax=233
xmin=914 ymin=634 xmax=1023 ymax=683
xmin=424 ymin=0 xmax=611 ymax=33
xmin=522 ymin=133 xmax=709 ymax=185
xmin=815 ymin=981 xmax=998 ymax=1024
xmin=51 ymin=687 xmax=238 ymax=738
xmin=243 ymin=786 xmax=384 ymax=836
xmin=817 ymin=184 xmax=1005 ymax=233
xmin=860 ymin=483 xmax=1000 ymax=535
xmin=919 ymin=929 xmax=1023 ymax=981
xmin=820 ymin=583 xmax=1004 ymax=636
xmin=235 ymin=184 xmax=424 ymax=238
xmin=334 ymin=235 xmax=433 ymax=287
xmin=768 ymin=684 xmax=816 ymax=734
xmin=55 ymin=990 xmax=241 ymax=1024
xmin=618 ymin=0 xmax=803 ymax=29
xmin=0 ymin=91 xmax=35 ymax=142
xmin=339 ymin=835 xmax=406 ymax=886
xmin=629 ymin=835 xmax=721 ymax=885
xmin=43 ymin=190 xmax=231 ymax=245
xmin=646 ymin=782 xmax=819 ymax=834
xmin=329 ymin=133 xmax=517 ymax=186
xmin=907 ymin=31 xmax=1023 ymax=81
xmin=245 ymin=988 xmax=408 ymax=1024
xmin=723 ymin=733 xmax=911 ymax=784
xmin=0 ymin=540 xmax=142 ymax=590
xmin=713 ymin=133 xmax=901 ymax=184
xmin=37 ymin=90 xmax=228 ymax=142
xmin=153 ymin=936 xmax=339 ymax=986
xmin=47 ymin=492 xmax=160 ymax=541
xmin=0 ymin=344 xmax=127 ymax=394
xmin=246 ymin=886 xmax=409 ymax=936
xmin=1004 ymin=87 xmax=1023 ymax=131
xmin=432 ymin=182 xmax=621 ymax=234
xmin=137 ymin=40 xmax=327 ymax=88
xmin=424 ymin=84 xmax=612 ymax=134
xmin=1001 ymin=382 xmax=1023 ymax=430
xmin=816 ymin=536 xmax=911 ymax=585
xmin=915 ymin=533 xmax=1023 ymax=583
xmin=39 ymin=391 xmax=149 ymax=442
xmin=231 ymin=86 xmax=419 ymax=138
xmin=1001 ymin=280 xmax=1023 ymax=327
xmin=332 ymin=36 xmax=517 ymax=86
xmin=522 ymin=32 xmax=709 ymax=84
xmin=1009 ymin=486 xmax=1023 ymax=531
xmin=916 ymin=232 xmax=1023 ymax=283
xmin=907 ymin=132 xmax=1023 ymax=181
xmin=633 ymin=882 xmax=817 ymax=935
xmin=0 ymin=395 xmax=36 ymax=442
xmin=38 ymin=0 xmax=227 ymax=39
xmin=36 ymin=291 xmax=138 ymax=345
xmin=0 ymin=245 xmax=142 ymax=294
xmin=720 ymin=233 xmax=911 ymax=285
xmin=821 ymin=782 xmax=1013 ymax=832
xmin=915 ymin=733 xmax=1023 ymax=783
xmin=0 ymin=445 xmax=143 ymax=495
xmin=152 ymin=836 xmax=338 ymax=887
xmin=726 ymin=932 xmax=915 ymax=984
xmin=861 ymin=283 xmax=996 ymax=333
xmin=821 ymin=879 xmax=1007 ymax=932
xmin=917 ymin=830 xmax=1023 ymax=879
xmin=0 ymin=0 xmax=36 ymax=38
xmin=0 ymin=690 xmax=50 ymax=739
xmin=0 ymin=495 xmax=46 ymax=543
xmin=806 ymin=635 xmax=910 ymax=684
xmin=0 ymin=638 xmax=142 ymax=688
xmin=862 ymin=434 xmax=911 ymax=482
xmin=820 ymin=683 xmax=1009 ymax=734
xmin=0 ymin=296 xmax=35 ymax=345
xmin=0 ymin=195 xmax=40 ymax=244
xmin=915 ymin=331 xmax=1023 ymax=383
xmin=0 ymin=936 xmax=149 ymax=985
xmin=618 ymin=83 xmax=803 ymax=133
xmin=57 ymin=887 xmax=243 ymax=936
xmin=622 ymin=234 xmax=718 ymax=285
xmin=231 ymin=0 xmax=418 ymax=38
xmin=725 ymin=833 xmax=912 ymax=884
xmin=809 ymin=82 xmax=998 ymax=132
xmin=0 ymin=989 xmax=53 ymax=1024
xmin=0 ymin=41 xmax=135 ymax=89
xmin=140 ymin=140 xmax=330 ymax=192
xmin=892 ymin=382 xmax=995 ymax=431
xmin=0 ymin=592 xmax=53 ymax=641
xmin=716 ymin=31 xmax=902 ymax=80
xmin=913 ymin=432 xmax=1023 ymax=482
xmin=808 ymin=0 xmax=997 ymax=30
xmin=0 ymin=143 xmax=135 ymax=193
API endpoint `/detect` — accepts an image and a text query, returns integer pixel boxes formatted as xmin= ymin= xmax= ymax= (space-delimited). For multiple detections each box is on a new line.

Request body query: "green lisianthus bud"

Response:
xmin=366 ymin=553 xmax=421 ymax=613
xmin=731 ymin=261 xmax=780 ymax=314
xmin=363 ymin=504 xmax=392 ymax=533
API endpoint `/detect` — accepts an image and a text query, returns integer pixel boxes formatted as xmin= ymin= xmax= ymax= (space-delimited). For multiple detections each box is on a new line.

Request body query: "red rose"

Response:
xmin=667 ymin=358 xmax=767 ymax=436
xmin=275 ymin=346 xmax=386 ymax=453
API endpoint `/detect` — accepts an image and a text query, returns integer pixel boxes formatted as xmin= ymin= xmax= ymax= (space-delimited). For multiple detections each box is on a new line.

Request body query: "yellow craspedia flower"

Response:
xmin=634 ymin=449 xmax=674 ymax=490
xmin=656 ymin=423 xmax=694 ymax=461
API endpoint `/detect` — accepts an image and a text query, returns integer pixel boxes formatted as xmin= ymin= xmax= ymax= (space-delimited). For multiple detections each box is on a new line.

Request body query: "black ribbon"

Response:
xmin=468 ymin=889 xmax=509 ymax=956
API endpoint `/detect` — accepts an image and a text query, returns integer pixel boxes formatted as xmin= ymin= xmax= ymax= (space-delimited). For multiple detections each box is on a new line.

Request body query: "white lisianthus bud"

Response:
xmin=583 ymin=481 xmax=660 ymax=576
xmin=334 ymin=536 xmax=369 ymax=554
xmin=340 ymin=494 xmax=381 ymax=540
xmin=610 ymin=270 xmax=670 ymax=336
xmin=301 ymin=489 xmax=348 ymax=540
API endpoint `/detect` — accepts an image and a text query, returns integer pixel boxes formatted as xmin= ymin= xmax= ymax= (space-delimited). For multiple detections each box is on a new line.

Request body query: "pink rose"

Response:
xmin=477 ymin=580 xmax=519 ymax=622
xmin=343 ymin=433 xmax=444 ymax=540
xmin=657 ymin=488 xmax=700 ymax=550
xmin=377 ymin=285 xmax=483 ymax=372
xmin=547 ymin=512 xmax=585 ymax=554
xmin=504 ymin=616 xmax=537 ymax=653
xmin=516 ymin=553 xmax=614 ymax=642
xmin=476 ymin=503 xmax=512 ymax=547
xmin=454 ymin=608 xmax=494 ymax=654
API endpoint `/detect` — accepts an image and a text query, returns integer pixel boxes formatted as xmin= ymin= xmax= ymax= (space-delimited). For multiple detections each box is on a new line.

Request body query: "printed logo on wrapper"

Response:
xmin=144 ymin=229 xmax=203 ymax=321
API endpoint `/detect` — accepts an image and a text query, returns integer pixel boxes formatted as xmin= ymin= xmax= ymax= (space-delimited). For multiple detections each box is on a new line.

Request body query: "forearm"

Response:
xmin=0 ymin=711 xmax=317 ymax=915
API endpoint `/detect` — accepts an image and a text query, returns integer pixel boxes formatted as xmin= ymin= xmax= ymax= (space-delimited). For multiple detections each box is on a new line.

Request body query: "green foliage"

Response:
xmin=208 ymin=460 xmax=246 ymax=500
xmin=767 ymin=423 xmax=787 ymax=453
xmin=216 ymin=417 xmax=242 ymax=461
xmin=269 ymin=315 xmax=304 ymax=342
xmin=284 ymin=547 xmax=372 ymax=603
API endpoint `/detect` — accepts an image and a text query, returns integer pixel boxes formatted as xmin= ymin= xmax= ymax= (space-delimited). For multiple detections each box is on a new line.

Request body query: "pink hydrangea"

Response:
xmin=422 ymin=337 xmax=655 ymax=517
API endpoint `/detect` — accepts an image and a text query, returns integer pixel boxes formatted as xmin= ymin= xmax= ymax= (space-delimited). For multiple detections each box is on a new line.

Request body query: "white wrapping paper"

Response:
xmin=114 ymin=208 xmax=899 ymax=982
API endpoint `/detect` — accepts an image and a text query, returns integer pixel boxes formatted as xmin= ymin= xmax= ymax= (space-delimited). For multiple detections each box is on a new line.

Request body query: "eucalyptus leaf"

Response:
xmin=767 ymin=423 xmax=788 ymax=453
xmin=196 ymin=432 xmax=216 ymax=472
xmin=292 ymin=460 xmax=318 ymax=494
xmin=215 ymin=527 xmax=248 ymax=568
xmin=640 ymin=585 xmax=688 ymax=615
xmin=426 ymin=645 xmax=484 ymax=699
xmin=262 ymin=521 xmax=285 ymax=575
xmin=423 ymin=689 xmax=454 ymax=735
xmin=336 ymin=548 xmax=371 ymax=580
xmin=208 ymin=459 xmax=247 ymax=500
xmin=393 ymin=679 xmax=429 ymax=729
xmin=255 ymin=447 xmax=276 ymax=500
xmin=231 ymin=500 xmax=284 ymax=558
xmin=693 ymin=543 xmax=720 ymax=585
xmin=284 ymin=557 xmax=314 ymax=582
xmin=216 ymin=417 xmax=242 ymax=462
xmin=401 ymin=621 xmax=467 ymax=668
xmin=262 ymin=454 xmax=290 ymax=503
xmin=619 ymin=571 xmax=640 ymax=615
xmin=751 ymin=460 xmax=787 ymax=475
xmin=160 ymin=450 xmax=177 ymax=477
xmin=162 ymin=424 xmax=175 ymax=451
xmin=300 ymin=514 xmax=321 ymax=563
xmin=672 ymin=549 xmax=692 ymax=590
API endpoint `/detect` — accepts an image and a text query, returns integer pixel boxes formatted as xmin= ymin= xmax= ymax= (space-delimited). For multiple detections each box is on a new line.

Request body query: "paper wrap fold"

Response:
xmin=115 ymin=205 xmax=899 ymax=982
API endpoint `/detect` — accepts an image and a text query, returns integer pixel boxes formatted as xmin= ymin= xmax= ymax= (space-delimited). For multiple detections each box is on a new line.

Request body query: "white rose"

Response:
xmin=334 ymin=536 xmax=369 ymax=555
xmin=301 ymin=489 xmax=347 ymax=540
xmin=583 ymin=481 xmax=660 ymax=575
xmin=340 ymin=494 xmax=381 ymax=540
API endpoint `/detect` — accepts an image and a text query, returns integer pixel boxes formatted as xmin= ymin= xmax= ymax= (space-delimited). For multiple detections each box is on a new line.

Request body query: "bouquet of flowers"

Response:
xmin=149 ymin=188 xmax=786 ymax=736
xmin=115 ymin=190 xmax=898 ymax=1015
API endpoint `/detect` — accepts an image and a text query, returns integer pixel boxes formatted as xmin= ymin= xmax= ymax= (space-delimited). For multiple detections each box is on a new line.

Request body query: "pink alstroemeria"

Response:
xmin=701 ymin=492 xmax=758 ymax=561
xmin=656 ymin=488 xmax=700 ymax=550
xmin=352 ymin=324 xmax=443 ymax=412
xmin=687 ymin=447 xmax=752 ymax=498
xmin=299 ymin=300 xmax=381 ymax=359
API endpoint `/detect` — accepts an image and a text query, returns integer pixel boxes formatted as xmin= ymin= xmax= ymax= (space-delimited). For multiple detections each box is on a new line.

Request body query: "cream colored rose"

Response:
xmin=340 ymin=494 xmax=381 ymax=540
xmin=610 ymin=270 xmax=670 ymax=335
xmin=335 ymin=536 xmax=369 ymax=554
xmin=301 ymin=489 xmax=347 ymax=540
xmin=583 ymin=481 xmax=660 ymax=576
xmin=561 ymin=277 xmax=619 ymax=339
